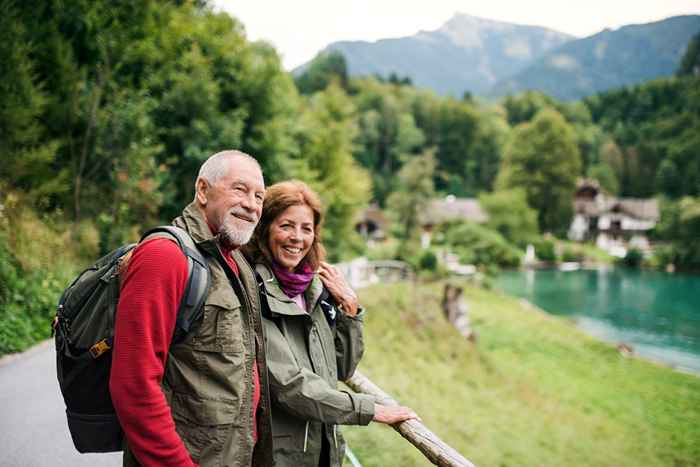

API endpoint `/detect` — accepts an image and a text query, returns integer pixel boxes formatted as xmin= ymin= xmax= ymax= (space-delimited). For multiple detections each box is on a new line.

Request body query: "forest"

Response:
xmin=1 ymin=0 xmax=700 ymax=353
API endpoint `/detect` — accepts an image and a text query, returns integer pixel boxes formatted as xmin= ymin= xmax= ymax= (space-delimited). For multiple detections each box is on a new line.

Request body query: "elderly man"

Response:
xmin=109 ymin=150 xmax=273 ymax=467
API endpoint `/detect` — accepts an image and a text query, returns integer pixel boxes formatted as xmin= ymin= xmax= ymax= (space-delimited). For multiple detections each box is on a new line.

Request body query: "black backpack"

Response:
xmin=53 ymin=226 xmax=210 ymax=453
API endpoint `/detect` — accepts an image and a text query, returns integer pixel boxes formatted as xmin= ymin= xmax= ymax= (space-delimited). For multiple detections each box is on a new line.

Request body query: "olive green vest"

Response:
xmin=123 ymin=203 xmax=273 ymax=467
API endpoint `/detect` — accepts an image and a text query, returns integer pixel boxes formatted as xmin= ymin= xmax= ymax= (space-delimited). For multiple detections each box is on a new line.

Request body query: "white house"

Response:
xmin=568 ymin=179 xmax=659 ymax=256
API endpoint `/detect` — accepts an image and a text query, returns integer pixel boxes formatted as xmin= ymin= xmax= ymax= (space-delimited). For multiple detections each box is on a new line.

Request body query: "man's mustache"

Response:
xmin=229 ymin=207 xmax=258 ymax=224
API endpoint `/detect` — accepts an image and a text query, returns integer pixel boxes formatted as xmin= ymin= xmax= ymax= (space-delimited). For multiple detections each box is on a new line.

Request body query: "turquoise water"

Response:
xmin=495 ymin=268 xmax=700 ymax=374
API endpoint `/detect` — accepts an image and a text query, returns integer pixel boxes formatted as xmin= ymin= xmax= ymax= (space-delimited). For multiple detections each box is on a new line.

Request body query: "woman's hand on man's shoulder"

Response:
xmin=318 ymin=261 xmax=359 ymax=317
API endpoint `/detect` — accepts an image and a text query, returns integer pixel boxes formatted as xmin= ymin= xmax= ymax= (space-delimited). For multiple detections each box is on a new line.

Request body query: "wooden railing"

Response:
xmin=345 ymin=371 xmax=475 ymax=467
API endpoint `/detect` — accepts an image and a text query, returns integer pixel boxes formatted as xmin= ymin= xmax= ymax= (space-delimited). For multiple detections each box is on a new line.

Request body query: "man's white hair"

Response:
xmin=196 ymin=150 xmax=261 ymax=187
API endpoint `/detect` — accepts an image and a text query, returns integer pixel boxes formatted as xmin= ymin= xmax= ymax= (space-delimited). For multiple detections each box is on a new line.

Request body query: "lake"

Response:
xmin=495 ymin=268 xmax=700 ymax=375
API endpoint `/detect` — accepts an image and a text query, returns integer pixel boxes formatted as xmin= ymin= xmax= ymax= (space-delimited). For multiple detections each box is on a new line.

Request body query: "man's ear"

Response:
xmin=195 ymin=178 xmax=209 ymax=205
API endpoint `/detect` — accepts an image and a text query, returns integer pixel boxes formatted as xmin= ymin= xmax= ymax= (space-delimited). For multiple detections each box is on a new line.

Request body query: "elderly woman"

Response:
xmin=244 ymin=180 xmax=416 ymax=467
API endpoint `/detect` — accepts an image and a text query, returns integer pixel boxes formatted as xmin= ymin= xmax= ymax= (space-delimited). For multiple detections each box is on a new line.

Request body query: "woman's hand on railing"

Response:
xmin=372 ymin=403 xmax=420 ymax=424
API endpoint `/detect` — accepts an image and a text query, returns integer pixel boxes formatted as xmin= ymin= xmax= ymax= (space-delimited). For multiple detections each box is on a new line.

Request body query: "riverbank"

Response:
xmin=495 ymin=268 xmax=700 ymax=375
xmin=343 ymin=280 xmax=700 ymax=467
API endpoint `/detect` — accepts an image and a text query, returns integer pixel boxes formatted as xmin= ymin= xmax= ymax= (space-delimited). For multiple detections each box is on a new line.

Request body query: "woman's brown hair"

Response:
xmin=244 ymin=180 xmax=326 ymax=270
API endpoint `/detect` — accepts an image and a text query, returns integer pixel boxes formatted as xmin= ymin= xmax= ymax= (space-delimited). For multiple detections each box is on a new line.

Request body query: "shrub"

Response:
xmin=535 ymin=238 xmax=557 ymax=262
xmin=561 ymin=247 xmax=582 ymax=262
xmin=366 ymin=239 xmax=400 ymax=261
xmin=418 ymin=249 xmax=438 ymax=271
xmin=646 ymin=244 xmax=675 ymax=269
xmin=0 ymin=232 xmax=71 ymax=354
xmin=621 ymin=248 xmax=644 ymax=269
xmin=479 ymin=189 xmax=539 ymax=248
xmin=0 ymin=193 xmax=79 ymax=355
xmin=438 ymin=222 xmax=521 ymax=268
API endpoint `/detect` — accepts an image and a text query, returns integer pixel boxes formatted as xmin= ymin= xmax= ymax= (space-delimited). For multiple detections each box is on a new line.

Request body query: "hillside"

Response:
xmin=297 ymin=14 xmax=700 ymax=101
xmin=342 ymin=281 xmax=700 ymax=466
xmin=490 ymin=15 xmax=700 ymax=100
xmin=584 ymin=75 xmax=700 ymax=198
xmin=295 ymin=13 xmax=572 ymax=96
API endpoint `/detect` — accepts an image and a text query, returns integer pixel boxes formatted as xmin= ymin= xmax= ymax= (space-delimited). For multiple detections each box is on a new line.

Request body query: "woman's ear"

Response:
xmin=195 ymin=178 xmax=209 ymax=206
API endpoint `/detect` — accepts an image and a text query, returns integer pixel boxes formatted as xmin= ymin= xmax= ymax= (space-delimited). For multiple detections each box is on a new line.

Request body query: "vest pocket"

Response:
xmin=169 ymin=391 xmax=240 ymax=463
xmin=191 ymin=298 xmax=243 ymax=354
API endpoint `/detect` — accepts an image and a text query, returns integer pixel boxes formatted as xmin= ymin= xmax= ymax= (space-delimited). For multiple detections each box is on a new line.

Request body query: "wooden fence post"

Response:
xmin=344 ymin=371 xmax=475 ymax=467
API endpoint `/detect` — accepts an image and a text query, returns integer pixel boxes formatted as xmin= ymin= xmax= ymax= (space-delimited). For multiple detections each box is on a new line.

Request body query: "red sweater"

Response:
xmin=110 ymin=238 xmax=260 ymax=466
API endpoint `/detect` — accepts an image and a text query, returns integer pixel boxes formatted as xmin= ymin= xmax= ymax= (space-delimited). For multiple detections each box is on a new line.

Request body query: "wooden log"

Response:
xmin=344 ymin=370 xmax=475 ymax=467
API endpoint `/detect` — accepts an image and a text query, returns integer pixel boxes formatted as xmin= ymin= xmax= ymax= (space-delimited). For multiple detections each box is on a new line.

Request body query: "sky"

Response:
xmin=217 ymin=0 xmax=700 ymax=70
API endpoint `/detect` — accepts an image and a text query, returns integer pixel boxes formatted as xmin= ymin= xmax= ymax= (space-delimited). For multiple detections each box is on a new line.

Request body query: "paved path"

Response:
xmin=0 ymin=341 xmax=121 ymax=467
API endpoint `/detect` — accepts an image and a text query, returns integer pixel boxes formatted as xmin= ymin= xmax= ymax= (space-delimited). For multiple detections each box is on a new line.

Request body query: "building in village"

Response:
xmin=418 ymin=195 xmax=489 ymax=248
xmin=568 ymin=179 xmax=659 ymax=257
xmin=355 ymin=196 xmax=488 ymax=276
xmin=355 ymin=196 xmax=489 ymax=248
xmin=354 ymin=203 xmax=389 ymax=244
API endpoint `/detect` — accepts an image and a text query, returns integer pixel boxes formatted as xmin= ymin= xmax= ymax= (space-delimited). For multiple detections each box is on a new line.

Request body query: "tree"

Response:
xmin=587 ymin=163 xmax=620 ymax=195
xmin=434 ymin=99 xmax=480 ymax=195
xmin=386 ymin=150 xmax=436 ymax=239
xmin=502 ymin=91 xmax=559 ymax=126
xmin=467 ymin=109 xmax=509 ymax=193
xmin=479 ymin=189 xmax=539 ymax=248
xmin=584 ymin=75 xmax=700 ymax=198
xmin=2 ymin=0 xmax=303 ymax=250
xmin=292 ymin=84 xmax=371 ymax=260
xmin=352 ymin=78 xmax=425 ymax=204
xmin=599 ymin=140 xmax=625 ymax=192
xmin=144 ymin=6 xmax=299 ymax=219
xmin=0 ymin=0 xmax=62 ymax=204
xmin=294 ymin=51 xmax=349 ymax=95
xmin=677 ymin=32 xmax=700 ymax=76
xmin=656 ymin=196 xmax=700 ymax=270
xmin=496 ymin=108 xmax=582 ymax=234
xmin=438 ymin=221 xmax=521 ymax=268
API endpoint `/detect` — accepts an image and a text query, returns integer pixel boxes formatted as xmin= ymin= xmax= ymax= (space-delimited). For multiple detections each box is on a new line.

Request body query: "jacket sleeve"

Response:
xmin=334 ymin=309 xmax=365 ymax=381
xmin=263 ymin=317 xmax=375 ymax=426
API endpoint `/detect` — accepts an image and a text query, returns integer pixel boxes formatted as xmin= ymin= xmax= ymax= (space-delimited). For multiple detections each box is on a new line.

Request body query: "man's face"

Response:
xmin=198 ymin=157 xmax=265 ymax=248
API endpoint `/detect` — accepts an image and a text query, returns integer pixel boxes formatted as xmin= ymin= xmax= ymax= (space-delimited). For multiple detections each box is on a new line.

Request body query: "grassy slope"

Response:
xmin=342 ymin=281 xmax=700 ymax=467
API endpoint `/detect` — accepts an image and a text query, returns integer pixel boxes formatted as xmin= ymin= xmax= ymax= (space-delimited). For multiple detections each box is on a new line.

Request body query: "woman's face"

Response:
xmin=268 ymin=204 xmax=315 ymax=272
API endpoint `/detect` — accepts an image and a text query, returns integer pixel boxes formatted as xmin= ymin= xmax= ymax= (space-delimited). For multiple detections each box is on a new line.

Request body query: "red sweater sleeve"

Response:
xmin=109 ymin=238 xmax=197 ymax=467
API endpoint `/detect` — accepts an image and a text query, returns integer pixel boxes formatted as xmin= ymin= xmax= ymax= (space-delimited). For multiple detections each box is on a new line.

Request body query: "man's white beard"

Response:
xmin=219 ymin=208 xmax=258 ymax=249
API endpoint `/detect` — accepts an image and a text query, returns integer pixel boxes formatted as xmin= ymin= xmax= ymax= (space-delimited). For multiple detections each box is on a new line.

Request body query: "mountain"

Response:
xmin=295 ymin=14 xmax=573 ymax=96
xmin=297 ymin=14 xmax=700 ymax=101
xmin=489 ymin=15 xmax=700 ymax=100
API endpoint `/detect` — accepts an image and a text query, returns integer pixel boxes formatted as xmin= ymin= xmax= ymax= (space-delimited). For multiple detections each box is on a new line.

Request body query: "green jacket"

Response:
xmin=123 ymin=203 xmax=273 ymax=467
xmin=255 ymin=263 xmax=375 ymax=467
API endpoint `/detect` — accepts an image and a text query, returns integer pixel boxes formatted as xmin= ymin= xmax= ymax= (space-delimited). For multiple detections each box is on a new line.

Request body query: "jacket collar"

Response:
xmin=255 ymin=263 xmax=324 ymax=316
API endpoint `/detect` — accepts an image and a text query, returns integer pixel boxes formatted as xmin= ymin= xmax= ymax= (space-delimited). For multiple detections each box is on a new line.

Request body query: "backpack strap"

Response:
xmin=140 ymin=226 xmax=211 ymax=344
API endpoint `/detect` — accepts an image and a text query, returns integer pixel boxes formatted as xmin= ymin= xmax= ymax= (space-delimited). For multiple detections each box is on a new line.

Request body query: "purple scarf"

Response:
xmin=271 ymin=261 xmax=314 ymax=298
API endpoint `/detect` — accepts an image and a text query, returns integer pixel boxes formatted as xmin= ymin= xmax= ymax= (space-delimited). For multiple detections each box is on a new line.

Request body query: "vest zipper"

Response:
xmin=214 ymin=250 xmax=258 ymax=458
xmin=303 ymin=421 xmax=310 ymax=452
xmin=333 ymin=424 xmax=338 ymax=449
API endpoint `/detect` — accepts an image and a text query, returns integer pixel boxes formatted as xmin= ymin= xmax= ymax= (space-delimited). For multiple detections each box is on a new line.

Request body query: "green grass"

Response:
xmin=342 ymin=281 xmax=700 ymax=467
xmin=557 ymin=239 xmax=615 ymax=264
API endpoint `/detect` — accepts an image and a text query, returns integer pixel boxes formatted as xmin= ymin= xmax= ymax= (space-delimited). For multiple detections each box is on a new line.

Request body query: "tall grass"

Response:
xmin=343 ymin=281 xmax=700 ymax=466
xmin=0 ymin=193 xmax=96 ymax=355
